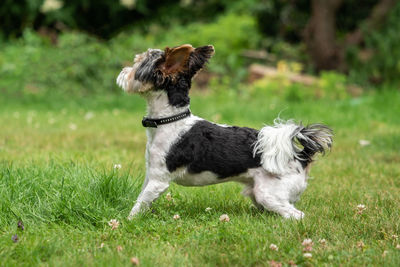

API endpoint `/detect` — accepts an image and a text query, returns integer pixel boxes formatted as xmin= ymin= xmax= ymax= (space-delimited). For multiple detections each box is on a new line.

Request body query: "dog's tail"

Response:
xmin=253 ymin=119 xmax=333 ymax=175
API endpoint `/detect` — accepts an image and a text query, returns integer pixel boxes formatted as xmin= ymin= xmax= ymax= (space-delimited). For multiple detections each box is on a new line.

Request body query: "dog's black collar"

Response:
xmin=142 ymin=109 xmax=191 ymax=128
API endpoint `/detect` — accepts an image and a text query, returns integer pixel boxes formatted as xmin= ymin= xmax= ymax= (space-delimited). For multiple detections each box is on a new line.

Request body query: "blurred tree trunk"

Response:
xmin=304 ymin=0 xmax=396 ymax=72
xmin=304 ymin=0 xmax=343 ymax=72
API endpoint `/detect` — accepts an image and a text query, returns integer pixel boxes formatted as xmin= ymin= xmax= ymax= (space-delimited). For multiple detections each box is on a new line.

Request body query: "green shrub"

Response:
xmin=347 ymin=1 xmax=400 ymax=86
xmin=0 ymin=13 xmax=261 ymax=97
xmin=112 ymin=13 xmax=261 ymax=83
xmin=0 ymin=29 xmax=119 ymax=97
xmin=248 ymin=62 xmax=351 ymax=102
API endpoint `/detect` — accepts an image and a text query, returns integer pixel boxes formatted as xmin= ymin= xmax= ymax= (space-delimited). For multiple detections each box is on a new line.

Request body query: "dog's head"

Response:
xmin=117 ymin=44 xmax=214 ymax=107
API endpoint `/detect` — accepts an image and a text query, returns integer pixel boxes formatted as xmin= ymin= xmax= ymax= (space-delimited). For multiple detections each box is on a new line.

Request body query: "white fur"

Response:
xmin=127 ymin=91 xmax=203 ymax=218
xmin=117 ymin=56 xmax=315 ymax=220
xmin=247 ymin=165 xmax=307 ymax=219
xmin=253 ymin=119 xmax=300 ymax=175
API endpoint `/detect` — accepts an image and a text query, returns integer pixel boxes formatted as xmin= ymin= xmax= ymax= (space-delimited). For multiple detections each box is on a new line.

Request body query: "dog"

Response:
xmin=116 ymin=44 xmax=332 ymax=220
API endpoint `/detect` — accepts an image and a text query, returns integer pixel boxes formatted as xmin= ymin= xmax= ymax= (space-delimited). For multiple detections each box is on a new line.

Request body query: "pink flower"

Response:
xmin=268 ymin=260 xmax=282 ymax=267
xmin=108 ymin=219 xmax=120 ymax=230
xmin=302 ymin=238 xmax=313 ymax=252
xmin=130 ymin=257 xmax=140 ymax=265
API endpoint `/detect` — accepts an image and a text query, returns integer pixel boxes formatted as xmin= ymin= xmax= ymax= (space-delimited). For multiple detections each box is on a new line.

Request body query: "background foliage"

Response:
xmin=1 ymin=0 xmax=400 ymax=89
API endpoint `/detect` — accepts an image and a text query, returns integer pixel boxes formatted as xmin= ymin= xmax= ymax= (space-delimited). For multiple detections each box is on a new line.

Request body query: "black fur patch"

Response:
xmin=135 ymin=49 xmax=164 ymax=83
xmin=166 ymin=120 xmax=261 ymax=178
xmin=296 ymin=124 xmax=333 ymax=168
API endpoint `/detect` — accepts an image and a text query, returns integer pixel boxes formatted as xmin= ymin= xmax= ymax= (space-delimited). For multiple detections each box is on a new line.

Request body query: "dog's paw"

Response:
xmin=282 ymin=209 xmax=305 ymax=220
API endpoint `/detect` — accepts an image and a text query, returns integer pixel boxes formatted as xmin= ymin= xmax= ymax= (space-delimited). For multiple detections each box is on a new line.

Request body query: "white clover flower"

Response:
xmin=69 ymin=123 xmax=77 ymax=130
xmin=114 ymin=164 xmax=122 ymax=169
xmin=319 ymin=238 xmax=327 ymax=247
xmin=357 ymin=240 xmax=365 ymax=249
xmin=205 ymin=207 xmax=212 ymax=212
xmin=84 ymin=112 xmax=94 ymax=120
xmin=302 ymin=238 xmax=313 ymax=246
xmin=396 ymin=244 xmax=400 ymax=250
xmin=173 ymin=214 xmax=180 ymax=220
xmin=166 ymin=192 xmax=173 ymax=201
xmin=359 ymin=140 xmax=370 ymax=147
xmin=108 ymin=219 xmax=120 ymax=230
xmin=356 ymin=204 xmax=366 ymax=214
xmin=219 ymin=214 xmax=230 ymax=222
xmin=382 ymin=250 xmax=388 ymax=257
xmin=269 ymin=243 xmax=278 ymax=251
xmin=303 ymin=253 xmax=312 ymax=258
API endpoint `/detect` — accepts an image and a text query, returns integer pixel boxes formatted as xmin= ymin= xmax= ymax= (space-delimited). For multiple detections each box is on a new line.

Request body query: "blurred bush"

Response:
xmin=0 ymin=13 xmax=261 ymax=97
xmin=112 ymin=13 xmax=261 ymax=77
xmin=347 ymin=2 xmax=400 ymax=86
xmin=0 ymin=30 xmax=118 ymax=97
xmin=1 ymin=0 xmax=400 ymax=91
xmin=248 ymin=61 xmax=350 ymax=102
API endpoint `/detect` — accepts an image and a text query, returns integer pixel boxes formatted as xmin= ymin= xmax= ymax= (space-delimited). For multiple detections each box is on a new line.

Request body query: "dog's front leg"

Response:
xmin=128 ymin=178 xmax=169 ymax=220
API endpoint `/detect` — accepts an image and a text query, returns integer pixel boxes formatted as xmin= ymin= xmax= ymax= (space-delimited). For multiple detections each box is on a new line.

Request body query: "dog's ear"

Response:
xmin=188 ymin=45 xmax=215 ymax=76
xmin=161 ymin=44 xmax=194 ymax=75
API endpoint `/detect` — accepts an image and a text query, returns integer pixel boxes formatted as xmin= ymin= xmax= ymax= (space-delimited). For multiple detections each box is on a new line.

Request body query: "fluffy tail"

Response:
xmin=253 ymin=119 xmax=333 ymax=175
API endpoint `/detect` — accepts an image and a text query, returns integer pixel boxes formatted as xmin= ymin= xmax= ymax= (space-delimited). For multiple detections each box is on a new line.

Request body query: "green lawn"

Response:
xmin=1 ymin=89 xmax=400 ymax=266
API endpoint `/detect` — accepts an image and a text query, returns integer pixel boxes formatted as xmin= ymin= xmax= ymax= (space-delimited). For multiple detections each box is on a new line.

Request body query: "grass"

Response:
xmin=1 ymin=89 xmax=400 ymax=266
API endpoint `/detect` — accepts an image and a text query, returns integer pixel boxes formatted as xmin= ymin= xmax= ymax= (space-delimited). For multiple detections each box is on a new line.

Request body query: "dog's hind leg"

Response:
xmin=242 ymin=184 xmax=264 ymax=211
xmin=128 ymin=179 xmax=169 ymax=220
xmin=251 ymin=170 xmax=305 ymax=220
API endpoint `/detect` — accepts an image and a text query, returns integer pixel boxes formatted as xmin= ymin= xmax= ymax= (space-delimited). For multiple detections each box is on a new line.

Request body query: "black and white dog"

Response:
xmin=117 ymin=44 xmax=332 ymax=220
